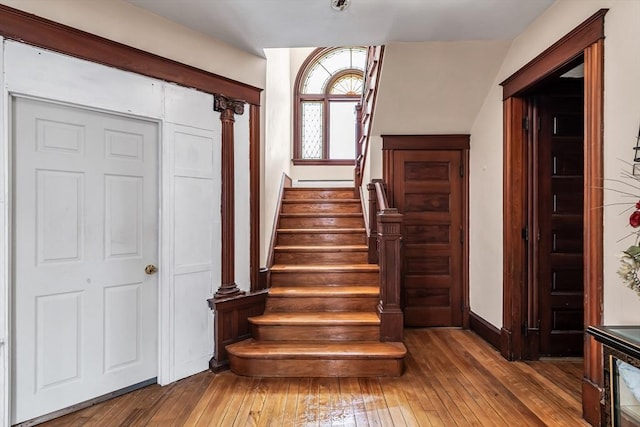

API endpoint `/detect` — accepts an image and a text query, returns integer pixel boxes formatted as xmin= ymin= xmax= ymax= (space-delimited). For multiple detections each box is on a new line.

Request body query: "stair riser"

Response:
xmin=279 ymin=216 xmax=364 ymax=229
xmin=228 ymin=356 xmax=403 ymax=377
xmin=281 ymin=203 xmax=361 ymax=214
xmin=274 ymin=251 xmax=368 ymax=265
xmin=277 ymin=233 xmax=366 ymax=246
xmin=265 ymin=297 xmax=378 ymax=312
xmin=270 ymin=271 xmax=379 ymax=287
xmin=284 ymin=189 xmax=355 ymax=200
xmin=252 ymin=325 xmax=380 ymax=341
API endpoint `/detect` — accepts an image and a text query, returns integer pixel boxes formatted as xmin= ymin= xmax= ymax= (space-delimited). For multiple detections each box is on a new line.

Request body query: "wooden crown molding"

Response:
xmin=0 ymin=4 xmax=262 ymax=105
xmin=500 ymin=8 xmax=608 ymax=99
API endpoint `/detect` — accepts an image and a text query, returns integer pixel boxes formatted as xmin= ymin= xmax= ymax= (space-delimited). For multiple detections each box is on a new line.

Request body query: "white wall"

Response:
xmin=235 ymin=105 xmax=252 ymax=288
xmin=0 ymin=0 xmax=266 ymax=89
xmin=469 ymin=0 xmax=640 ymax=327
xmin=263 ymin=49 xmax=293 ymax=264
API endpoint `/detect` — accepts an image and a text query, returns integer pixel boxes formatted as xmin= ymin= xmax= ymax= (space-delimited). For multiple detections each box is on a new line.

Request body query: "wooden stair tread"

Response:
xmin=279 ymin=212 xmax=362 ymax=218
xmin=269 ymin=286 xmax=378 ymax=297
xmin=277 ymin=228 xmax=365 ymax=234
xmin=283 ymin=199 xmax=360 ymax=203
xmin=287 ymin=187 xmax=353 ymax=190
xmin=227 ymin=339 xmax=407 ymax=359
xmin=250 ymin=312 xmax=379 ymax=325
xmin=274 ymin=245 xmax=367 ymax=252
xmin=270 ymin=264 xmax=379 ymax=272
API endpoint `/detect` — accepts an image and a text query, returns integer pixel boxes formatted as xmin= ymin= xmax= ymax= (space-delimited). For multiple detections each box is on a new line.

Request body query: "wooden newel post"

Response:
xmin=214 ymin=94 xmax=245 ymax=299
xmin=377 ymin=209 xmax=403 ymax=342
xmin=367 ymin=182 xmax=379 ymax=264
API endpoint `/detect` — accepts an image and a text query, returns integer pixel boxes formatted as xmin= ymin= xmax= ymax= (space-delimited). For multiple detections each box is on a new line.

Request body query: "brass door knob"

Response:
xmin=145 ymin=264 xmax=158 ymax=275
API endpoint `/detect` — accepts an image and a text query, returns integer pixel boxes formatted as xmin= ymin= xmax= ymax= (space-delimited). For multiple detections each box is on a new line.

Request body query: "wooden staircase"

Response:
xmin=226 ymin=187 xmax=406 ymax=377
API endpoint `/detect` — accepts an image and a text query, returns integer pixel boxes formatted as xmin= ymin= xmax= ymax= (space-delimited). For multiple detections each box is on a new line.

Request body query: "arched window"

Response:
xmin=293 ymin=47 xmax=366 ymax=165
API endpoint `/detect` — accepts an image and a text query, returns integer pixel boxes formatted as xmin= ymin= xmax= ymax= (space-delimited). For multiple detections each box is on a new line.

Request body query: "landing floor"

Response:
xmin=42 ymin=329 xmax=587 ymax=426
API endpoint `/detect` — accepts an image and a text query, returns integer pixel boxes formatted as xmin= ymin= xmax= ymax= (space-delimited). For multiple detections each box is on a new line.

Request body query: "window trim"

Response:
xmin=293 ymin=47 xmax=364 ymax=165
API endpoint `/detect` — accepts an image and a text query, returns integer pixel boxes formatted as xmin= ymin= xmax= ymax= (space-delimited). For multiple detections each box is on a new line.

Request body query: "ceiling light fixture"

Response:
xmin=331 ymin=0 xmax=351 ymax=12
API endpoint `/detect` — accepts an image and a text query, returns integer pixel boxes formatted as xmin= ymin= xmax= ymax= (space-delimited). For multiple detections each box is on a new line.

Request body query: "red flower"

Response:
xmin=631 ymin=211 xmax=640 ymax=228
xmin=636 ymin=201 xmax=640 ymax=209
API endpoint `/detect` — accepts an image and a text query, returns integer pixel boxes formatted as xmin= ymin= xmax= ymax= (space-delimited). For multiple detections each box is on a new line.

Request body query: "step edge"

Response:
xmin=274 ymin=245 xmax=368 ymax=251
xmin=268 ymin=288 xmax=379 ymax=297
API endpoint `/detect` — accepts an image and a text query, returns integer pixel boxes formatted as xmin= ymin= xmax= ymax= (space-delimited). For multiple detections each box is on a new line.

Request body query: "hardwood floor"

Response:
xmin=40 ymin=329 xmax=588 ymax=426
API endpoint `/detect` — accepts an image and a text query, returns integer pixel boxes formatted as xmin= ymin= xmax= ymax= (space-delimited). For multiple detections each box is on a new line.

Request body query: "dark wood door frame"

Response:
xmin=382 ymin=134 xmax=470 ymax=328
xmin=500 ymin=9 xmax=606 ymax=426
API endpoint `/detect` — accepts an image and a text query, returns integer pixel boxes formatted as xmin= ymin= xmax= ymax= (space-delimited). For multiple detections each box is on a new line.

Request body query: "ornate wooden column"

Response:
xmin=214 ymin=94 xmax=245 ymax=298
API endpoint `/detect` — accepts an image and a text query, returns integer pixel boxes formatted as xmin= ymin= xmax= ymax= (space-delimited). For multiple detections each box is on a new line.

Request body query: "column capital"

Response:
xmin=214 ymin=94 xmax=245 ymax=115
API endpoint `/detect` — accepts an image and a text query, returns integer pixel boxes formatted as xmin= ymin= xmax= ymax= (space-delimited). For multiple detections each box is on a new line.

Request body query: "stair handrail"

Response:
xmin=354 ymin=46 xmax=385 ymax=197
xmin=367 ymin=179 xmax=403 ymax=342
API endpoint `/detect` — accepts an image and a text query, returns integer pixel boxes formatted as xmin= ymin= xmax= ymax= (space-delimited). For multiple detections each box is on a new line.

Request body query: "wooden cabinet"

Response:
xmin=588 ymin=326 xmax=640 ymax=426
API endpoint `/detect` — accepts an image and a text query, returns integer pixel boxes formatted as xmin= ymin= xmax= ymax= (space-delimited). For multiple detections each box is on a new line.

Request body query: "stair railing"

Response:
xmin=354 ymin=46 xmax=385 ymax=198
xmin=367 ymin=179 xmax=403 ymax=342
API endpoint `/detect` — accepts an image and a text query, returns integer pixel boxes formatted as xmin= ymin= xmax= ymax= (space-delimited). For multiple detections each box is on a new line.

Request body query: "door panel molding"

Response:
xmin=501 ymin=9 xmax=606 ymax=426
xmin=382 ymin=134 xmax=470 ymax=327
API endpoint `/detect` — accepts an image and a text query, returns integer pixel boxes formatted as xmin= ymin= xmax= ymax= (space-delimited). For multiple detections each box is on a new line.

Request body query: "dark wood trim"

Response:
xmin=582 ymin=37 xmax=605 ymax=427
xmin=462 ymin=148 xmax=470 ymax=328
xmin=366 ymin=180 xmax=382 ymax=264
xmin=0 ymin=4 xmax=262 ymax=105
xmin=502 ymin=96 xmax=528 ymax=361
xmin=381 ymin=134 xmax=470 ymax=150
xmin=500 ymin=9 xmax=608 ymax=99
xmin=207 ymin=290 xmax=268 ymax=372
xmin=469 ymin=311 xmax=501 ymax=350
xmin=375 ymin=195 xmax=404 ymax=342
xmin=266 ymin=173 xmax=292 ymax=270
xmin=500 ymin=327 xmax=514 ymax=360
xmin=291 ymin=159 xmax=355 ymax=166
xmin=249 ymin=104 xmax=261 ymax=292
xmin=214 ymin=95 xmax=245 ymax=298
xmin=293 ymin=47 xmax=328 ymax=161
xmin=501 ymin=10 xmax=606 ymax=425
xmin=258 ymin=268 xmax=269 ymax=290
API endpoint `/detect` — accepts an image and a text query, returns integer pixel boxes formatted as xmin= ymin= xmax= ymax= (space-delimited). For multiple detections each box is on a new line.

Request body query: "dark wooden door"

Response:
xmin=393 ymin=150 xmax=463 ymax=327
xmin=535 ymin=84 xmax=584 ymax=356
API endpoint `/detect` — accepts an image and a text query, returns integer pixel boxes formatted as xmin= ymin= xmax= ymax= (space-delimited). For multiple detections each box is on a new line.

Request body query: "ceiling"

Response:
xmin=126 ymin=0 xmax=556 ymax=56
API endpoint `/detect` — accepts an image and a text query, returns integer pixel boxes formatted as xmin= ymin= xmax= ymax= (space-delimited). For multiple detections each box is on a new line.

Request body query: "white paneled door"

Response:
xmin=11 ymin=97 xmax=158 ymax=424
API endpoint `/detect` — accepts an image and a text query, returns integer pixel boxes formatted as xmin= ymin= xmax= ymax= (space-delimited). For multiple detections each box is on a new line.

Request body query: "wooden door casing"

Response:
xmin=383 ymin=135 xmax=469 ymax=328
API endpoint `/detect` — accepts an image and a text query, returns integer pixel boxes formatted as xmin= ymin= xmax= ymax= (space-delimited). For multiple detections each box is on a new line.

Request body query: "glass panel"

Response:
xmin=302 ymin=47 xmax=367 ymax=94
xmin=301 ymin=102 xmax=323 ymax=159
xmin=329 ymin=101 xmax=357 ymax=159
xmin=303 ymin=65 xmax=331 ymax=94
xmin=329 ymin=74 xmax=363 ymax=95
xmin=614 ymin=359 xmax=640 ymax=426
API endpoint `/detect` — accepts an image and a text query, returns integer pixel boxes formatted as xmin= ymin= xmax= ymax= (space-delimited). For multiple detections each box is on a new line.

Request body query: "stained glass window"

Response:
xmin=301 ymin=102 xmax=323 ymax=159
xmin=295 ymin=46 xmax=366 ymax=162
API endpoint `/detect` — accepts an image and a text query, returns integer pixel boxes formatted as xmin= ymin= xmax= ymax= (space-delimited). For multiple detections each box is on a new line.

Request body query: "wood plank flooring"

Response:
xmin=40 ymin=329 xmax=588 ymax=426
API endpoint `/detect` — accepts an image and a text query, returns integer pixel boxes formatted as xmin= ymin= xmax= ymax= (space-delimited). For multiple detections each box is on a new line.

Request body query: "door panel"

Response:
xmin=12 ymin=97 xmax=158 ymax=423
xmin=537 ymin=92 xmax=584 ymax=356
xmin=393 ymin=151 xmax=463 ymax=327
